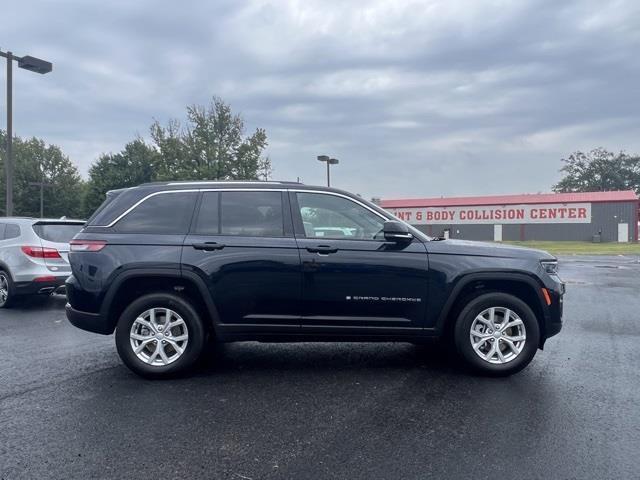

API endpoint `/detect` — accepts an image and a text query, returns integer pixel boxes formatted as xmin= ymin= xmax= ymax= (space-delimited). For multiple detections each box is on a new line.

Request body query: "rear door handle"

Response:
xmin=306 ymin=245 xmax=338 ymax=254
xmin=192 ymin=242 xmax=225 ymax=251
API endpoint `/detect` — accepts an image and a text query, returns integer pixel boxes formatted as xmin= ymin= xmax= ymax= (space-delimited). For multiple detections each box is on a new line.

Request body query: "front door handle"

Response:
xmin=192 ymin=242 xmax=225 ymax=251
xmin=306 ymin=245 xmax=338 ymax=254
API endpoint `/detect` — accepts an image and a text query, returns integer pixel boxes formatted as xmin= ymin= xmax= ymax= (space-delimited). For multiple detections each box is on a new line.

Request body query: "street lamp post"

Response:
xmin=317 ymin=155 xmax=339 ymax=187
xmin=1 ymin=48 xmax=52 ymax=217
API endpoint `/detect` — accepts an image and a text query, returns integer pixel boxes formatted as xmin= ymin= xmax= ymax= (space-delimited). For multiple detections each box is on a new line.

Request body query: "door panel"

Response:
xmin=297 ymin=238 xmax=429 ymax=330
xmin=182 ymin=235 xmax=301 ymax=327
xmin=181 ymin=190 xmax=301 ymax=331
xmin=291 ymin=191 xmax=429 ymax=332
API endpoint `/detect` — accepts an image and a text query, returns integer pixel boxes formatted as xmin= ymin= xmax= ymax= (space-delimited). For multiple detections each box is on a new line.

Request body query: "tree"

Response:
xmin=84 ymin=138 xmax=157 ymax=216
xmin=84 ymin=97 xmax=271 ymax=217
xmin=151 ymin=97 xmax=271 ymax=181
xmin=0 ymin=130 xmax=85 ymax=218
xmin=553 ymin=148 xmax=640 ymax=194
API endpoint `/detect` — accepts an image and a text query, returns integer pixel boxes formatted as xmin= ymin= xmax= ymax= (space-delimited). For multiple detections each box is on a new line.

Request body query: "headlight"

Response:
xmin=541 ymin=260 xmax=558 ymax=275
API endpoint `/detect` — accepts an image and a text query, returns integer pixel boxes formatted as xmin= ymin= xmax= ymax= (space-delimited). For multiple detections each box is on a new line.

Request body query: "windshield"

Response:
xmin=32 ymin=223 xmax=84 ymax=243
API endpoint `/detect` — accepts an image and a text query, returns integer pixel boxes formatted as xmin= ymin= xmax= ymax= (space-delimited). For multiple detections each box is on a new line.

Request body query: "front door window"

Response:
xmin=296 ymin=193 xmax=385 ymax=240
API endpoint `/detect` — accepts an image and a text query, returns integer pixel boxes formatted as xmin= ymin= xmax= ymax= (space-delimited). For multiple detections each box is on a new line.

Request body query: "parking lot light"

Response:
xmin=1 ymin=48 xmax=53 ymax=217
xmin=317 ymin=155 xmax=339 ymax=187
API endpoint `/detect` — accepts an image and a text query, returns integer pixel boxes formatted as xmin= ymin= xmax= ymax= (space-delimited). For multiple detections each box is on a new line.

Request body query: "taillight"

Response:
xmin=70 ymin=240 xmax=107 ymax=252
xmin=21 ymin=246 xmax=61 ymax=259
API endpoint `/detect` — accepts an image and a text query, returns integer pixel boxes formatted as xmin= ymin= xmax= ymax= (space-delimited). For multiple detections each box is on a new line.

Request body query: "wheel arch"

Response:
xmin=0 ymin=260 xmax=13 ymax=279
xmin=438 ymin=272 xmax=549 ymax=347
xmin=101 ymin=269 xmax=221 ymax=335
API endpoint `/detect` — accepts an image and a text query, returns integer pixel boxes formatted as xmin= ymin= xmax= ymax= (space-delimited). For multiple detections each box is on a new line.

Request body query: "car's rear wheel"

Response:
xmin=115 ymin=293 xmax=206 ymax=378
xmin=454 ymin=292 xmax=540 ymax=376
xmin=0 ymin=270 xmax=15 ymax=308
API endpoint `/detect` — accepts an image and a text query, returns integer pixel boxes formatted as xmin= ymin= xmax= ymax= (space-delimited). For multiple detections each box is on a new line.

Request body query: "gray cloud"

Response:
xmin=2 ymin=0 xmax=639 ymax=199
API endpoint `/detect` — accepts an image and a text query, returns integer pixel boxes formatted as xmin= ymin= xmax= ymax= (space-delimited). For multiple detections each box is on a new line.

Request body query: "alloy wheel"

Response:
xmin=0 ymin=274 xmax=9 ymax=307
xmin=469 ymin=306 xmax=527 ymax=364
xmin=129 ymin=308 xmax=189 ymax=366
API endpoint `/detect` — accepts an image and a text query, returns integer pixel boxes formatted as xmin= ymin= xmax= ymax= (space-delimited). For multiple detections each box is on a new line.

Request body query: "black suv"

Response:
xmin=66 ymin=181 xmax=564 ymax=377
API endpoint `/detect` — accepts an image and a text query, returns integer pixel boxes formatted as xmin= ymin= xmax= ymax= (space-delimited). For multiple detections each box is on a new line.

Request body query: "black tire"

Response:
xmin=115 ymin=293 xmax=206 ymax=379
xmin=454 ymin=292 xmax=540 ymax=376
xmin=0 ymin=270 xmax=15 ymax=308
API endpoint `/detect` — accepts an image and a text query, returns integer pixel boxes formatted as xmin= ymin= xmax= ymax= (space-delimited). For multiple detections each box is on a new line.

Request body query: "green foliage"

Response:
xmin=0 ymin=130 xmax=85 ymax=218
xmin=151 ymin=97 xmax=270 ymax=181
xmin=84 ymin=138 xmax=158 ymax=216
xmin=84 ymin=97 xmax=271 ymax=217
xmin=553 ymin=148 xmax=640 ymax=194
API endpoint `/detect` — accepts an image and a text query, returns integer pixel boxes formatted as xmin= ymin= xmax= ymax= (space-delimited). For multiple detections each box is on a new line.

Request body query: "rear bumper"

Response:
xmin=66 ymin=303 xmax=113 ymax=335
xmin=14 ymin=276 xmax=68 ymax=296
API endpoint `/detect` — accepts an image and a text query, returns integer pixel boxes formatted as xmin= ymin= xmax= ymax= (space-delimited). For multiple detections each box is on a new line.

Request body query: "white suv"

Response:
xmin=0 ymin=218 xmax=84 ymax=308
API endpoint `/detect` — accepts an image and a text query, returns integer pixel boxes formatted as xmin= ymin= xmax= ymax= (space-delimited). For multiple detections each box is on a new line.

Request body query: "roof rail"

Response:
xmin=161 ymin=180 xmax=304 ymax=186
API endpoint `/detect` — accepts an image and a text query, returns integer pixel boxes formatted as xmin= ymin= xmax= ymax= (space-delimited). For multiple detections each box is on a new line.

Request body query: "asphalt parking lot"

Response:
xmin=1 ymin=256 xmax=639 ymax=479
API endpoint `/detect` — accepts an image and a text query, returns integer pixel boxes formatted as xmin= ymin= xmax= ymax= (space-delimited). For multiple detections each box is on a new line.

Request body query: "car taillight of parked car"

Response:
xmin=20 ymin=246 xmax=62 ymax=259
xmin=69 ymin=240 xmax=107 ymax=252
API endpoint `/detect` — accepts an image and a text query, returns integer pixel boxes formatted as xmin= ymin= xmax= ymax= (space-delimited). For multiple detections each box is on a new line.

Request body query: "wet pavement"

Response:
xmin=1 ymin=255 xmax=639 ymax=479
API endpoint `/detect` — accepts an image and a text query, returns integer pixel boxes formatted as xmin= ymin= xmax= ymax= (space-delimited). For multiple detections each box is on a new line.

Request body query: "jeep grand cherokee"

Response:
xmin=65 ymin=181 xmax=564 ymax=378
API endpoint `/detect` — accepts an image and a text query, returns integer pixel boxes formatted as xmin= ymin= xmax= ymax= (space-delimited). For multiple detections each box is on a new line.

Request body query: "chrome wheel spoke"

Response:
xmin=166 ymin=339 xmax=185 ymax=355
xmin=167 ymin=318 xmax=186 ymax=331
xmin=134 ymin=338 xmax=154 ymax=354
xmin=485 ymin=341 xmax=498 ymax=361
xmin=136 ymin=317 xmax=155 ymax=332
xmin=473 ymin=337 xmax=489 ymax=351
xmin=130 ymin=332 xmax=153 ymax=341
xmin=504 ymin=334 xmax=526 ymax=342
xmin=501 ymin=319 xmax=523 ymax=331
xmin=158 ymin=344 xmax=171 ymax=365
xmin=503 ymin=338 xmax=520 ymax=355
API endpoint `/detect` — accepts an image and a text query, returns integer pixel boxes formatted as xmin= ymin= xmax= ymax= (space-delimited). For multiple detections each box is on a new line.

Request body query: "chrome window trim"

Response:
xmin=93 ymin=188 xmax=389 ymax=228
xmin=93 ymin=189 xmax=201 ymax=228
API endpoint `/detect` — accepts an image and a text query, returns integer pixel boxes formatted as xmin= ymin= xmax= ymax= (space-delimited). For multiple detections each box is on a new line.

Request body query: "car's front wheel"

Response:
xmin=115 ymin=293 xmax=206 ymax=378
xmin=0 ymin=270 xmax=15 ymax=308
xmin=454 ymin=292 xmax=540 ymax=376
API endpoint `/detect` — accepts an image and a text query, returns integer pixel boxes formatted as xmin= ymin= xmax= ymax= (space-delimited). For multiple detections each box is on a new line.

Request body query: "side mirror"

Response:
xmin=383 ymin=220 xmax=413 ymax=242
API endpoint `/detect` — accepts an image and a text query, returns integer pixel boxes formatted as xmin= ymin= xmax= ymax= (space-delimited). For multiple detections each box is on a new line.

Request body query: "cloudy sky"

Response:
xmin=2 ymin=0 xmax=639 ymax=199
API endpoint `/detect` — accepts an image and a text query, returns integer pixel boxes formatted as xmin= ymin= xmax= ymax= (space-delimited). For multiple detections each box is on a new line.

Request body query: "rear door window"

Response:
xmin=0 ymin=223 xmax=5 ymax=240
xmin=115 ymin=192 xmax=197 ymax=234
xmin=193 ymin=192 xmax=220 ymax=235
xmin=220 ymin=191 xmax=284 ymax=237
xmin=33 ymin=223 xmax=84 ymax=243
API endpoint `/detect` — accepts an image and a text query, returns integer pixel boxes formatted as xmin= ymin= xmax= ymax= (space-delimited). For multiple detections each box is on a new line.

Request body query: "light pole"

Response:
xmin=1 ymin=49 xmax=52 ymax=217
xmin=317 ymin=155 xmax=339 ymax=187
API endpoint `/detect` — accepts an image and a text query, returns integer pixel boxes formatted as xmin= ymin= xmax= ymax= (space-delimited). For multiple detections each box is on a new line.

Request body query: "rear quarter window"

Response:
xmin=33 ymin=223 xmax=84 ymax=243
xmin=4 ymin=224 xmax=20 ymax=240
xmin=114 ymin=192 xmax=198 ymax=234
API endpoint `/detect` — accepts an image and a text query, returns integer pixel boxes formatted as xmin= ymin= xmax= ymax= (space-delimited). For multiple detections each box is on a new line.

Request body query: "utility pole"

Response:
xmin=29 ymin=179 xmax=53 ymax=218
xmin=5 ymin=51 xmax=13 ymax=217
xmin=1 ymin=48 xmax=52 ymax=216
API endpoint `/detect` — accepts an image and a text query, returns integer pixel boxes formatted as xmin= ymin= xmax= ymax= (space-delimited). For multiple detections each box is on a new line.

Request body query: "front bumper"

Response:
xmin=66 ymin=304 xmax=113 ymax=335
xmin=544 ymin=278 xmax=565 ymax=340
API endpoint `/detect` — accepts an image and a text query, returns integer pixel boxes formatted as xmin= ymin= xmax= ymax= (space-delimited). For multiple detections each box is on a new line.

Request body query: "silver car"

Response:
xmin=0 ymin=218 xmax=84 ymax=308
